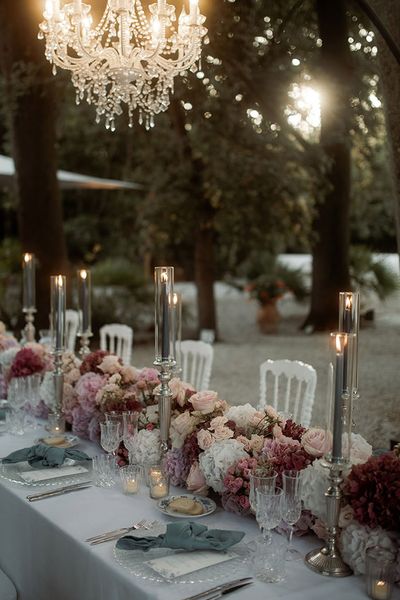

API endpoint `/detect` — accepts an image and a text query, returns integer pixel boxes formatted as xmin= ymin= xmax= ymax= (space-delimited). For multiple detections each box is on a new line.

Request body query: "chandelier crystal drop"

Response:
xmin=39 ymin=0 xmax=207 ymax=129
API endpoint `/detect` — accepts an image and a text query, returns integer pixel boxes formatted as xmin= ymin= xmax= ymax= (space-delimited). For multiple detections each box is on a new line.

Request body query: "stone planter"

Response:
xmin=256 ymin=301 xmax=280 ymax=334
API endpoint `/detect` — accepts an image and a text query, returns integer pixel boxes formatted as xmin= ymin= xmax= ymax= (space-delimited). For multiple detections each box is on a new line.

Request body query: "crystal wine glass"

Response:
xmin=122 ymin=411 xmax=138 ymax=462
xmin=100 ymin=421 xmax=120 ymax=457
xmin=281 ymin=469 xmax=302 ymax=560
xmin=249 ymin=469 xmax=278 ymax=514
xmin=256 ymin=487 xmax=283 ymax=544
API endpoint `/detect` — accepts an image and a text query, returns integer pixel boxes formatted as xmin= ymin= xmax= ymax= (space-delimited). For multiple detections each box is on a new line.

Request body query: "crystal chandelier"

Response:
xmin=39 ymin=0 xmax=207 ymax=129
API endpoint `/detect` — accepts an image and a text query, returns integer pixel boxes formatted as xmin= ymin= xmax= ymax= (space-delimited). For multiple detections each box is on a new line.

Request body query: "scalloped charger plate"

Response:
xmin=157 ymin=494 xmax=217 ymax=519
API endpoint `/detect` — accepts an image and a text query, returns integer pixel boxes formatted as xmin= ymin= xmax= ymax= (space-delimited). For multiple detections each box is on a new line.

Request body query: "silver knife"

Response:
xmin=182 ymin=577 xmax=253 ymax=600
xmin=26 ymin=481 xmax=92 ymax=502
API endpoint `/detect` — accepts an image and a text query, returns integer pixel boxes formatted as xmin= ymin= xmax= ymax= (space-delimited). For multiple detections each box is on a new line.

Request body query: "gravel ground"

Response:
xmin=132 ymin=285 xmax=400 ymax=450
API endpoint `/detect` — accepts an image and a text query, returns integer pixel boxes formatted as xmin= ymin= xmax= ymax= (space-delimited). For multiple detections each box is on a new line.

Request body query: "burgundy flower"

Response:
xmin=281 ymin=419 xmax=307 ymax=441
xmin=80 ymin=350 xmax=110 ymax=375
xmin=10 ymin=348 xmax=45 ymax=378
xmin=345 ymin=452 xmax=400 ymax=531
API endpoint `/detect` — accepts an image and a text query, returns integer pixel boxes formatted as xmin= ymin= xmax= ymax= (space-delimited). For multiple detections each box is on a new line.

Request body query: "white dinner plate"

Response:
xmin=156 ymin=494 xmax=216 ymax=519
xmin=35 ymin=434 xmax=79 ymax=449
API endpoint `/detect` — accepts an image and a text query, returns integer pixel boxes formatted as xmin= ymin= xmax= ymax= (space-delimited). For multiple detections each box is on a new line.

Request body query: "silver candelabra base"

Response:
xmin=78 ymin=333 xmax=92 ymax=358
xmin=23 ymin=308 xmax=36 ymax=343
xmin=154 ymin=360 xmax=175 ymax=456
xmin=305 ymin=461 xmax=352 ymax=578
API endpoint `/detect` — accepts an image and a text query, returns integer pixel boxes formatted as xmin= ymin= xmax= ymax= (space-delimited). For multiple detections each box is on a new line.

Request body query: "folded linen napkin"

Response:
xmin=116 ymin=521 xmax=245 ymax=552
xmin=2 ymin=444 xmax=91 ymax=468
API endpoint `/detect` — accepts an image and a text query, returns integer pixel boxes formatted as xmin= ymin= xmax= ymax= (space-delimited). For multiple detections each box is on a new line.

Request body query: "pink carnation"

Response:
xmin=10 ymin=348 xmax=45 ymax=378
xmin=75 ymin=372 xmax=106 ymax=415
xmin=262 ymin=438 xmax=314 ymax=481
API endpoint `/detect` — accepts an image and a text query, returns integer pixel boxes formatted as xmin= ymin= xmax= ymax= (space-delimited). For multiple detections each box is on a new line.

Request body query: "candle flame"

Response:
xmin=173 ymin=292 xmax=178 ymax=305
xmin=56 ymin=275 xmax=64 ymax=287
xmin=160 ymin=271 xmax=168 ymax=283
xmin=335 ymin=334 xmax=342 ymax=353
xmin=345 ymin=295 xmax=352 ymax=310
xmin=23 ymin=253 xmax=33 ymax=263
xmin=377 ymin=581 xmax=385 ymax=587
xmin=79 ymin=269 xmax=88 ymax=280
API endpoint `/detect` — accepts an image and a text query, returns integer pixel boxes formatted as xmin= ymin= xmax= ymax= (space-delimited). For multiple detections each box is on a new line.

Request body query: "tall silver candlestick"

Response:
xmin=52 ymin=350 xmax=65 ymax=430
xmin=77 ymin=269 xmax=92 ymax=357
xmin=22 ymin=253 xmax=36 ymax=342
xmin=154 ymin=266 xmax=176 ymax=455
xmin=305 ymin=332 xmax=356 ymax=577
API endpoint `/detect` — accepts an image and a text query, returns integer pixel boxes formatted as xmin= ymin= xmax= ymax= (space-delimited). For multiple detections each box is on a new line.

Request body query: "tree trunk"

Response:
xmin=169 ymin=98 xmax=218 ymax=336
xmin=368 ymin=0 xmax=400 ymax=267
xmin=0 ymin=0 xmax=68 ymax=329
xmin=302 ymin=0 xmax=353 ymax=331
xmin=194 ymin=226 xmax=217 ymax=336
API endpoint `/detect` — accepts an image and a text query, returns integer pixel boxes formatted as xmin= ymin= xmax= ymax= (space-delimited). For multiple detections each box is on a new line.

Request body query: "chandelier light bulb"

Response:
xmin=39 ymin=0 xmax=207 ymax=129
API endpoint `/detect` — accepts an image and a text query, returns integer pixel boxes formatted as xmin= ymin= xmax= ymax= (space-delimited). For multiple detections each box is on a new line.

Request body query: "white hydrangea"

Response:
xmin=225 ymin=403 xmax=257 ymax=430
xmin=130 ymin=429 xmax=161 ymax=465
xmin=300 ymin=458 xmax=330 ymax=520
xmin=340 ymin=522 xmax=399 ymax=575
xmin=349 ymin=433 xmax=372 ymax=465
xmin=199 ymin=439 xmax=249 ymax=493
xmin=40 ymin=372 xmax=56 ymax=409
xmin=0 ymin=347 xmax=19 ymax=368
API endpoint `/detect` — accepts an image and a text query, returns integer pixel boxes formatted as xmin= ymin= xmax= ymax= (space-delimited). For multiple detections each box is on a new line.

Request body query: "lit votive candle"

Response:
xmin=123 ymin=478 xmax=139 ymax=494
xmin=119 ymin=465 xmax=141 ymax=495
xmin=150 ymin=480 xmax=169 ymax=499
xmin=370 ymin=580 xmax=391 ymax=600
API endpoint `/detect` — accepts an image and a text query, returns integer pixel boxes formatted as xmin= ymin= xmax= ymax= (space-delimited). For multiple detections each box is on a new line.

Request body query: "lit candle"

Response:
xmin=123 ymin=479 xmax=139 ymax=494
xmin=77 ymin=269 xmax=91 ymax=334
xmin=51 ymin=275 xmax=66 ymax=352
xmin=189 ymin=0 xmax=198 ymax=25
xmin=22 ymin=253 xmax=36 ymax=310
xmin=150 ymin=481 xmax=168 ymax=499
xmin=161 ymin=271 xmax=169 ymax=361
xmin=332 ymin=334 xmax=345 ymax=461
xmin=370 ymin=580 xmax=391 ymax=600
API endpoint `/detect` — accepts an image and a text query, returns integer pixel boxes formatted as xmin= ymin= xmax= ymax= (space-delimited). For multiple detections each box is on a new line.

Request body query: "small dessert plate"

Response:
xmin=35 ymin=434 xmax=79 ymax=449
xmin=157 ymin=494 xmax=216 ymax=519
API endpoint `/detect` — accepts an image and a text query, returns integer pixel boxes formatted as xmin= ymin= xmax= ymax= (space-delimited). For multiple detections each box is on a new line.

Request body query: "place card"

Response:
xmin=145 ymin=550 xmax=237 ymax=579
xmin=20 ymin=465 xmax=89 ymax=483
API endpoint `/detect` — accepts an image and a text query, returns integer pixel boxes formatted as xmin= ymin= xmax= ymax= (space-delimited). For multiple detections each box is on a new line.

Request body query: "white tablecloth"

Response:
xmin=0 ymin=429 xmax=398 ymax=600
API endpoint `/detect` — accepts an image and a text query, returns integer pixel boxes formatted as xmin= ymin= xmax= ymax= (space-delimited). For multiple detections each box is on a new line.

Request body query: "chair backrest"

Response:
xmin=258 ymin=359 xmax=317 ymax=427
xmin=99 ymin=323 xmax=133 ymax=365
xmin=180 ymin=340 xmax=214 ymax=391
xmin=65 ymin=310 xmax=79 ymax=352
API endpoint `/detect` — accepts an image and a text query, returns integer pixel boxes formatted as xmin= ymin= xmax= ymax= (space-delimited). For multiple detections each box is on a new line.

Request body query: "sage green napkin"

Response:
xmin=2 ymin=444 xmax=91 ymax=468
xmin=116 ymin=521 xmax=245 ymax=552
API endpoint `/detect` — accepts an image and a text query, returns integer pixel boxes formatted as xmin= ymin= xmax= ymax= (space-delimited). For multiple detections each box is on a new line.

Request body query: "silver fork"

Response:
xmin=85 ymin=518 xmax=148 ymax=544
xmin=88 ymin=519 xmax=160 ymax=545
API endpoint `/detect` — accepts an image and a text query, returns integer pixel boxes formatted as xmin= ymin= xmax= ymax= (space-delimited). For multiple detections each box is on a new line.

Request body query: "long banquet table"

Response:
xmin=0 ymin=428 xmax=399 ymax=600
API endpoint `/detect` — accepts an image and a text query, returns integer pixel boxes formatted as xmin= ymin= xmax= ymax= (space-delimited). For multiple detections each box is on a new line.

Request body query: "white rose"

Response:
xmin=225 ymin=404 xmax=257 ymax=430
xmin=169 ymin=412 xmax=197 ymax=449
xmin=130 ymin=429 xmax=161 ymax=464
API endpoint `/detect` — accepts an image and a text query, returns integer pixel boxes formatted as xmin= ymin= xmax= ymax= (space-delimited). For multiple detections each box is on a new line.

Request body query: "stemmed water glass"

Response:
xmin=249 ymin=469 xmax=278 ymax=514
xmin=100 ymin=421 xmax=120 ymax=457
xmin=281 ymin=469 xmax=302 ymax=560
xmin=122 ymin=411 xmax=138 ymax=463
xmin=253 ymin=487 xmax=286 ymax=583
xmin=256 ymin=487 xmax=283 ymax=544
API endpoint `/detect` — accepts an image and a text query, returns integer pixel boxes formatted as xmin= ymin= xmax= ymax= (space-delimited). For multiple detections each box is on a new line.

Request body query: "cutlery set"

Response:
xmin=25 ymin=483 xmax=253 ymax=597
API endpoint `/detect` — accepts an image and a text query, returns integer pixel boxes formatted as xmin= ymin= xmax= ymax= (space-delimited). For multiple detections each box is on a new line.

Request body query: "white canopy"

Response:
xmin=0 ymin=155 xmax=143 ymax=191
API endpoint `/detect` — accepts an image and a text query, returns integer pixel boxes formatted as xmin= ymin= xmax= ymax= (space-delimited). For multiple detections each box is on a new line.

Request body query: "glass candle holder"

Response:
xmin=154 ymin=266 xmax=175 ymax=364
xmin=149 ymin=468 xmax=169 ymax=499
xmin=366 ymin=547 xmax=395 ymax=600
xmin=50 ymin=275 xmax=66 ymax=352
xmin=47 ymin=413 xmax=66 ymax=435
xmin=119 ymin=465 xmax=141 ymax=495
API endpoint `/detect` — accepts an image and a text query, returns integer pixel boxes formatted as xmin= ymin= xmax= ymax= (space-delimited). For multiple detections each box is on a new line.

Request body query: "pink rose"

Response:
xmin=189 ymin=390 xmax=218 ymax=414
xmin=265 ymin=405 xmax=279 ymax=420
xmin=186 ymin=462 xmax=208 ymax=495
xmin=168 ymin=378 xmax=196 ymax=407
xmin=120 ymin=365 xmax=138 ymax=384
xmin=249 ymin=434 xmax=264 ymax=454
xmin=339 ymin=504 xmax=355 ymax=528
xmin=98 ymin=355 xmax=122 ymax=375
xmin=209 ymin=416 xmax=228 ymax=430
xmin=301 ymin=428 xmax=332 ymax=457
xmin=213 ymin=426 xmax=234 ymax=442
xmin=197 ymin=429 xmax=214 ymax=450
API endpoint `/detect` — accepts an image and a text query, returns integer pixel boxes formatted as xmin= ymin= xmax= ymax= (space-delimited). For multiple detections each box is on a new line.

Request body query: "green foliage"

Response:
xmin=228 ymin=251 xmax=308 ymax=304
xmin=350 ymin=246 xmax=399 ymax=300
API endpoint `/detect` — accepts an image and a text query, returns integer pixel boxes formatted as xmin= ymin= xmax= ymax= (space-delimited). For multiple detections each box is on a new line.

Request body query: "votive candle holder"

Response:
xmin=119 ymin=465 xmax=141 ymax=495
xmin=366 ymin=547 xmax=395 ymax=600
